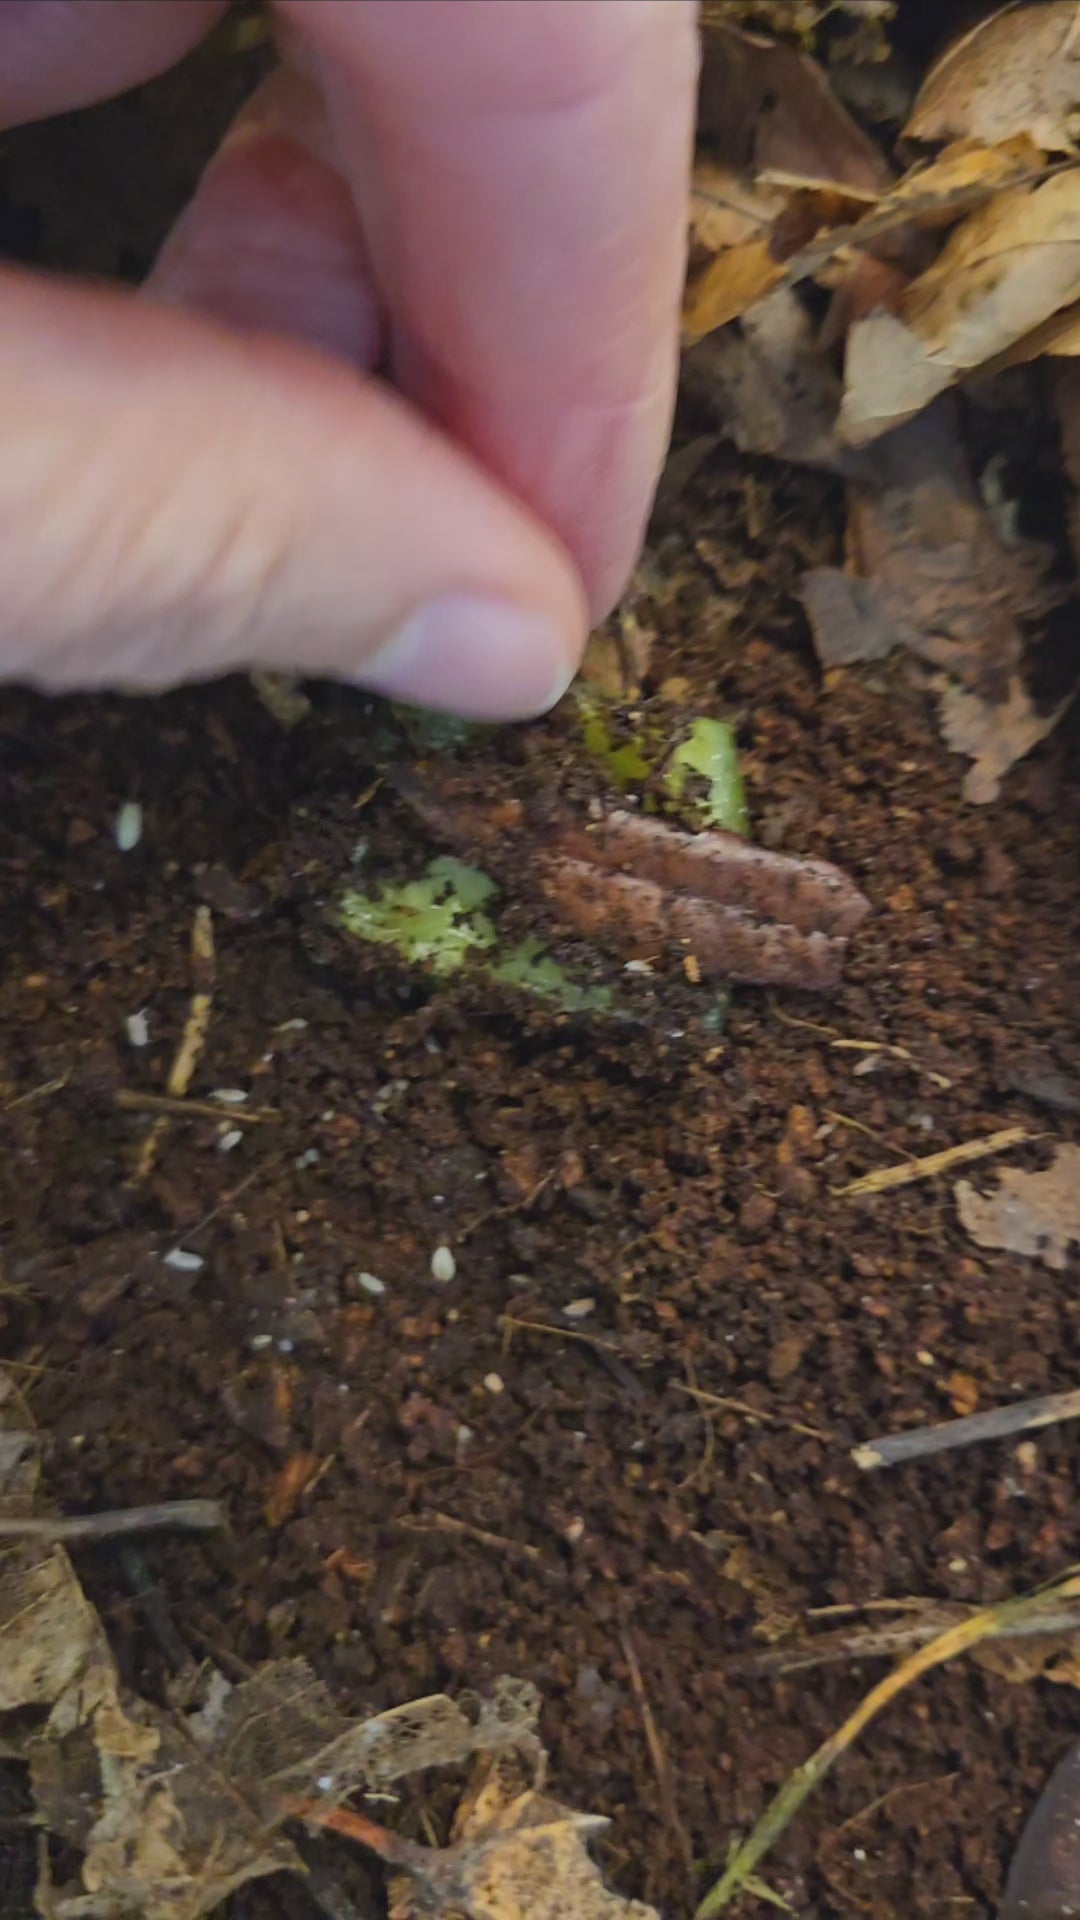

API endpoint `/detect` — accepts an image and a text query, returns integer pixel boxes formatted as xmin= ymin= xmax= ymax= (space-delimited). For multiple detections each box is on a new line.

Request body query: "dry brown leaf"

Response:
xmin=685 ymin=139 xmax=1043 ymax=344
xmin=689 ymin=156 xmax=783 ymax=256
xmin=801 ymin=398 xmax=1051 ymax=679
xmin=938 ymin=674 xmax=1074 ymax=803
xmin=390 ymin=1754 xmax=658 ymax=1920
xmin=6 ymin=1361 xmax=618 ymax=1920
xmin=906 ymin=1 xmax=1080 ymax=154
xmin=956 ymin=1143 xmax=1080 ymax=1266
xmin=974 ymin=1630 xmax=1080 ymax=1688
xmin=683 ymin=286 xmax=855 ymax=473
xmin=683 ymin=237 xmax=787 ymax=342
xmin=698 ymin=19 xmax=893 ymax=190
xmin=842 ymin=168 xmax=1080 ymax=443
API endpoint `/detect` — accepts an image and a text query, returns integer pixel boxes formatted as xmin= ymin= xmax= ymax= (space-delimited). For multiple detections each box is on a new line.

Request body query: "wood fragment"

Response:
xmin=677 ymin=1383 xmax=835 ymax=1444
xmin=116 ymin=1090 xmax=277 ymax=1125
xmin=833 ymin=1124 xmax=1030 ymax=1197
xmin=0 ymin=1498 xmax=225 ymax=1542
xmin=853 ymin=1384 xmax=1080 ymax=1472
xmin=131 ymin=906 xmax=216 ymax=1184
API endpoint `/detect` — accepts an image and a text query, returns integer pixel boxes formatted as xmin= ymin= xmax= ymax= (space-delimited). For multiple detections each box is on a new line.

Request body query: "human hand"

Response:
xmin=0 ymin=0 xmax=697 ymax=718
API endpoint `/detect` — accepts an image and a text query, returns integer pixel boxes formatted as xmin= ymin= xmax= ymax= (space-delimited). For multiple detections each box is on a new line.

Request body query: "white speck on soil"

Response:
xmin=431 ymin=1245 xmax=456 ymax=1284
xmin=125 ymin=1010 xmax=150 ymax=1048
xmin=163 ymin=1247 xmax=204 ymax=1273
xmin=114 ymin=802 xmax=143 ymax=852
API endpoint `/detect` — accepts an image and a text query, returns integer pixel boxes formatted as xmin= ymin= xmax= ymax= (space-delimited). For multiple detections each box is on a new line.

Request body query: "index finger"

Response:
xmin=276 ymin=0 xmax=699 ymax=618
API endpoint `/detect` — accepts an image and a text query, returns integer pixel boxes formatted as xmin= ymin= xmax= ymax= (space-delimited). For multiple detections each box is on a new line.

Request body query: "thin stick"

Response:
xmin=116 ymin=1089 xmax=277 ymax=1125
xmin=833 ymin=1125 xmax=1031 ymax=1198
xmin=2 ymin=1074 xmax=69 ymax=1114
xmin=0 ymin=1498 xmax=225 ymax=1543
xmin=678 ymin=1382 xmax=835 ymax=1445
xmin=132 ymin=906 xmax=216 ymax=1184
xmin=695 ymin=1567 xmax=1080 ymax=1916
xmin=853 ymin=1383 xmax=1080 ymax=1471
xmin=830 ymin=1038 xmax=951 ymax=1089
xmin=738 ymin=1600 xmax=1080 ymax=1676
xmin=399 ymin=1508 xmax=555 ymax=1576
xmin=619 ymin=1627 xmax=694 ymax=1880
xmin=500 ymin=1314 xmax=628 ymax=1359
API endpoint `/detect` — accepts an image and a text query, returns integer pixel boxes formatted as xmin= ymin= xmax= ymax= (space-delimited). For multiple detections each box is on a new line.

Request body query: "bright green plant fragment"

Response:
xmin=490 ymin=938 xmax=612 ymax=1013
xmin=340 ymin=857 xmax=497 ymax=976
xmin=576 ymin=691 xmax=652 ymax=790
xmin=664 ymin=718 xmax=748 ymax=835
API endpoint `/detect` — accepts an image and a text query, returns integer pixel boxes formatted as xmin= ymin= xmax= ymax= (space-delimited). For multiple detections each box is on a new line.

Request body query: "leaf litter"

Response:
xmin=955 ymin=1141 xmax=1080 ymax=1268
xmin=0 ymin=1361 xmax=655 ymax=1920
xmin=686 ymin=2 xmax=1080 ymax=803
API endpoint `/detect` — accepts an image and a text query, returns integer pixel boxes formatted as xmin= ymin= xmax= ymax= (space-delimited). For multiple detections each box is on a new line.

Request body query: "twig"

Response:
xmin=2 ymin=1073 xmax=70 ymax=1113
xmin=398 ymin=1509 xmax=556 ymax=1577
xmin=696 ymin=1565 xmax=1080 ymax=1916
xmin=500 ymin=1315 xmax=629 ymax=1359
xmin=678 ymin=1382 xmax=835 ymax=1445
xmin=768 ymin=1003 xmax=950 ymax=1087
xmin=132 ymin=906 xmax=216 ymax=1184
xmin=117 ymin=1543 xmax=192 ymax=1672
xmin=830 ymin=1038 xmax=951 ymax=1090
xmin=0 ymin=1498 xmax=225 ymax=1543
xmin=737 ymin=1600 xmax=1080 ymax=1676
xmin=619 ymin=1627 xmax=694 ymax=1882
xmin=853 ymin=1383 xmax=1080 ymax=1471
xmin=116 ymin=1089 xmax=277 ymax=1126
xmin=832 ymin=1125 xmax=1031 ymax=1198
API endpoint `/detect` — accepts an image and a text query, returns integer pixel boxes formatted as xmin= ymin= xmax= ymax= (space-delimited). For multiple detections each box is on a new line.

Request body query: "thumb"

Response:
xmin=0 ymin=268 xmax=586 ymax=717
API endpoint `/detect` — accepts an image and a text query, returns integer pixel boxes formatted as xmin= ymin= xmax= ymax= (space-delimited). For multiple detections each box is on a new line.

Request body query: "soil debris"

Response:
xmin=956 ymin=1141 xmax=1080 ymax=1268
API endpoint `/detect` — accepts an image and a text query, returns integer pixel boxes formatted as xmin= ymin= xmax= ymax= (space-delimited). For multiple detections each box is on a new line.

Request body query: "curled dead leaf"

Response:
xmin=387 ymin=1753 xmax=659 ymax=1920
xmin=684 ymin=287 xmax=854 ymax=474
xmin=842 ymin=168 xmax=1080 ymax=443
xmin=938 ymin=675 xmax=1074 ymax=804
xmin=906 ymin=1 xmax=1080 ymax=154
xmin=698 ymin=18 xmax=892 ymax=191
xmin=956 ymin=1143 xmax=1080 ymax=1267
xmin=801 ymin=398 xmax=1053 ymax=682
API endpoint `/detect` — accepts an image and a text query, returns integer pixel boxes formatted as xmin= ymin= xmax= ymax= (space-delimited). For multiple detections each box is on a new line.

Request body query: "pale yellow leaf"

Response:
xmin=841 ymin=167 xmax=1080 ymax=442
xmin=906 ymin=0 xmax=1080 ymax=154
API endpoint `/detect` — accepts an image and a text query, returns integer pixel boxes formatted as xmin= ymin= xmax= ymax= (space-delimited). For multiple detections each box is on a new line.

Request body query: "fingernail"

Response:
xmin=359 ymin=593 xmax=577 ymax=720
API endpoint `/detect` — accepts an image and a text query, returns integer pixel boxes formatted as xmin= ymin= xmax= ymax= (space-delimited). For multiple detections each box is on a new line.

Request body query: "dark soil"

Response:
xmin=3 ymin=16 xmax=1080 ymax=1920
